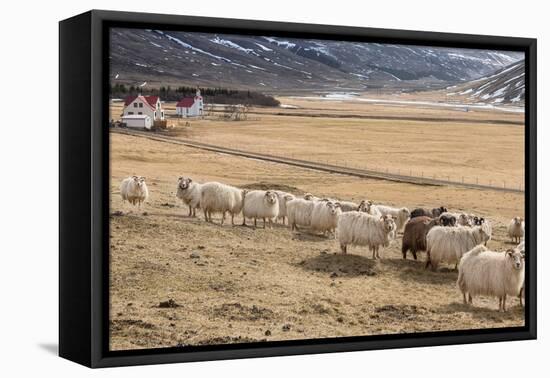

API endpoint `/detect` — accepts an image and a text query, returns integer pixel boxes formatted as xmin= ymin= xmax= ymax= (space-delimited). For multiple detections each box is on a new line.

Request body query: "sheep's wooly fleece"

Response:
xmin=337 ymin=211 xmax=396 ymax=250
xmin=458 ymin=245 xmax=524 ymax=305
xmin=286 ymin=198 xmax=316 ymax=228
xmin=426 ymin=225 xmax=490 ymax=267
xmin=310 ymin=201 xmax=342 ymax=233
xmin=199 ymin=181 xmax=245 ymax=215
xmin=243 ymin=190 xmax=279 ymax=220
xmin=274 ymin=191 xmax=294 ymax=220
xmin=375 ymin=205 xmax=410 ymax=231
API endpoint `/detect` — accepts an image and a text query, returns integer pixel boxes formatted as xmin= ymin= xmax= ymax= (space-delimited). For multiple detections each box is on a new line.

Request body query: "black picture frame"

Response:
xmin=59 ymin=9 xmax=537 ymax=368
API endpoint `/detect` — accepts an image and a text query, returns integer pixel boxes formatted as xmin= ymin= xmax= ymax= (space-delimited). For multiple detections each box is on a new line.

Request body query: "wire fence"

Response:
xmin=112 ymin=128 xmax=525 ymax=193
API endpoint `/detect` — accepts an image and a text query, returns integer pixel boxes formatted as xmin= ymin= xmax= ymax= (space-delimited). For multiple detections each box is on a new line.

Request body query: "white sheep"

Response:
xmin=336 ymin=212 xmax=396 ymax=258
xmin=176 ymin=176 xmax=202 ymax=217
xmin=303 ymin=193 xmax=320 ymax=201
xmin=286 ymin=198 xmax=316 ymax=231
xmin=120 ymin=176 xmax=149 ymax=207
xmin=457 ymin=245 xmax=524 ymax=311
xmin=310 ymin=201 xmax=342 ymax=237
xmin=508 ymin=217 xmax=524 ymax=244
xmin=333 ymin=200 xmax=358 ymax=212
xmin=425 ymin=225 xmax=491 ymax=270
xmin=357 ymin=200 xmax=381 ymax=216
xmin=375 ymin=204 xmax=411 ymax=233
xmin=274 ymin=191 xmax=294 ymax=225
xmin=242 ymin=190 xmax=279 ymax=228
xmin=199 ymin=182 xmax=246 ymax=226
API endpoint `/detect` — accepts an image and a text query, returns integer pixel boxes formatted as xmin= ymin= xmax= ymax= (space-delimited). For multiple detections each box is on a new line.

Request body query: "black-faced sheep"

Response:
xmin=176 ymin=177 xmax=202 ymax=217
xmin=438 ymin=213 xmax=457 ymax=227
xmin=120 ymin=176 xmax=149 ymax=207
xmin=401 ymin=216 xmax=439 ymax=260
xmin=337 ymin=212 xmax=396 ymax=259
xmin=410 ymin=206 xmax=447 ymax=219
xmin=458 ymin=245 xmax=524 ymax=311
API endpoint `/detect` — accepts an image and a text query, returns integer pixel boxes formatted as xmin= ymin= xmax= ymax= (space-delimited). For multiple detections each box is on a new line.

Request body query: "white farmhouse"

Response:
xmin=176 ymin=89 xmax=204 ymax=117
xmin=123 ymin=95 xmax=165 ymax=121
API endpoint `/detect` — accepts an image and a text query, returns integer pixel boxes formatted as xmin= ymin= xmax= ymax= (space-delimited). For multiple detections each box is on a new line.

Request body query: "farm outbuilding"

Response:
xmin=121 ymin=114 xmax=152 ymax=130
xmin=176 ymin=89 xmax=204 ymax=117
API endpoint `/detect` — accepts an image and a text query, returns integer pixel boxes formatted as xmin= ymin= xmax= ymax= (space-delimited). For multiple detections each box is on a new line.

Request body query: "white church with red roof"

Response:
xmin=176 ymin=89 xmax=204 ymax=118
xmin=123 ymin=95 xmax=165 ymax=121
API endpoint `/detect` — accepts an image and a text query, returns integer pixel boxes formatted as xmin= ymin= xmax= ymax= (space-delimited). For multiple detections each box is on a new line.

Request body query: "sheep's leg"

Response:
xmin=462 ymin=291 xmax=467 ymax=305
xmin=468 ymin=293 xmax=473 ymax=304
xmin=268 ymin=218 xmax=273 ymax=229
xmin=371 ymin=248 xmax=376 ymax=260
xmin=254 ymin=218 xmax=257 ymax=228
xmin=340 ymin=244 xmax=347 ymax=254
xmin=263 ymin=218 xmax=266 ymax=229
xmin=519 ymin=288 xmax=524 ymax=307
xmin=188 ymin=205 xmax=192 ymax=217
xmin=412 ymin=250 xmax=418 ymax=260
xmin=283 ymin=217 xmax=286 ymax=226
xmin=231 ymin=213 xmax=236 ymax=226
xmin=242 ymin=216 xmax=246 ymax=226
xmin=203 ymin=208 xmax=208 ymax=222
xmin=502 ymin=295 xmax=507 ymax=312
xmin=221 ymin=211 xmax=226 ymax=226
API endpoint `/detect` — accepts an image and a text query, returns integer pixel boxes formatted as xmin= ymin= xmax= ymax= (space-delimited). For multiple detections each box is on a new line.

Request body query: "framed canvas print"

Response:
xmin=59 ymin=10 xmax=537 ymax=368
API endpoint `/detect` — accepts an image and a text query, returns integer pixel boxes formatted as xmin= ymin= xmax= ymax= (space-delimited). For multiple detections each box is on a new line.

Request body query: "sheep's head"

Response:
xmin=380 ymin=215 xmax=396 ymax=233
xmin=327 ymin=202 xmax=342 ymax=216
xmin=265 ymin=191 xmax=277 ymax=205
xmin=133 ymin=176 xmax=145 ymax=188
xmin=178 ymin=177 xmax=192 ymax=190
xmin=304 ymin=193 xmax=315 ymax=201
xmin=283 ymin=194 xmax=294 ymax=203
xmin=506 ymin=249 xmax=524 ymax=270
xmin=473 ymin=216 xmax=485 ymax=226
xmin=513 ymin=217 xmax=523 ymax=226
xmin=439 ymin=214 xmax=456 ymax=227
xmin=401 ymin=208 xmax=411 ymax=218
xmin=458 ymin=214 xmax=471 ymax=226
xmin=475 ymin=226 xmax=491 ymax=245
xmin=358 ymin=200 xmax=372 ymax=213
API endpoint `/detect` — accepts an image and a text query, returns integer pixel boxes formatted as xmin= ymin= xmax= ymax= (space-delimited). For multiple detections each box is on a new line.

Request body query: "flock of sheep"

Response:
xmin=119 ymin=175 xmax=527 ymax=312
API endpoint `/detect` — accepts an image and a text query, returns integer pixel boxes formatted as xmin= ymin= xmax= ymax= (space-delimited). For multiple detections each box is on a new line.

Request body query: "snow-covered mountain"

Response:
xmin=109 ymin=28 xmax=523 ymax=93
xmin=447 ymin=60 xmax=525 ymax=104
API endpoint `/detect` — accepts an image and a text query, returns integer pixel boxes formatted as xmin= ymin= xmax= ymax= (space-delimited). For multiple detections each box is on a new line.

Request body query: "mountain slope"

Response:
xmin=447 ymin=60 xmax=525 ymax=104
xmin=109 ymin=28 xmax=523 ymax=93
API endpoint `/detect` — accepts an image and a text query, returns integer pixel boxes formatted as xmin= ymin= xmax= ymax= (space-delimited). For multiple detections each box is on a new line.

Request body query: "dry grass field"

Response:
xmin=109 ymin=96 xmax=525 ymax=350
xmin=112 ymin=94 xmax=524 ymax=190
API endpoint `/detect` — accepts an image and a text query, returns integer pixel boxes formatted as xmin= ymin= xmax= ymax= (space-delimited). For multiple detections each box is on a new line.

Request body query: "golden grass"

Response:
xmin=109 ymin=133 xmax=524 ymax=351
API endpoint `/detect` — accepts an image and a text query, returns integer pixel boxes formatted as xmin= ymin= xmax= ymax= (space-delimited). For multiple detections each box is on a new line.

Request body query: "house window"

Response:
xmin=139 ymin=103 xmax=143 ymax=108
xmin=133 ymin=103 xmax=137 ymax=108
xmin=161 ymin=111 xmax=164 ymax=119
xmin=128 ymin=112 xmax=134 ymax=115
xmin=157 ymin=103 xmax=160 ymax=109
xmin=154 ymin=111 xmax=157 ymax=119
xmin=138 ymin=112 xmax=142 ymax=115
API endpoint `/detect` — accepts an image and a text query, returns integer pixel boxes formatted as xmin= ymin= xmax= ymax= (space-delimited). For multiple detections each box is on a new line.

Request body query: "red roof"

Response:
xmin=176 ymin=97 xmax=196 ymax=108
xmin=124 ymin=95 xmax=159 ymax=109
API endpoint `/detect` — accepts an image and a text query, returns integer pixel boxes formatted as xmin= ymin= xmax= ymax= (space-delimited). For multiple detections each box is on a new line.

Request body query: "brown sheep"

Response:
xmin=402 ymin=216 xmax=439 ymax=260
